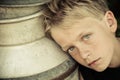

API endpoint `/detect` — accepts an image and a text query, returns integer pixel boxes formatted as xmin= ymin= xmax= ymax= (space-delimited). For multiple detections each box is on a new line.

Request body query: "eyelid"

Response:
xmin=67 ymin=46 xmax=75 ymax=53
xmin=82 ymin=33 xmax=91 ymax=40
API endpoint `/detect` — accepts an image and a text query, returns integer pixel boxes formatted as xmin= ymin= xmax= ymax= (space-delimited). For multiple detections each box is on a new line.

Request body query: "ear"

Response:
xmin=104 ymin=11 xmax=117 ymax=32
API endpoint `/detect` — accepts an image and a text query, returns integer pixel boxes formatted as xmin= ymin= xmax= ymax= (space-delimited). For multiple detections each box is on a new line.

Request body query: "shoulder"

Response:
xmin=79 ymin=65 xmax=120 ymax=80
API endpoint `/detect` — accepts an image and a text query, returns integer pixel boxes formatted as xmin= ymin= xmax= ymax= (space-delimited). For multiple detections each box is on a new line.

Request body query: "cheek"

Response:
xmin=69 ymin=52 xmax=80 ymax=61
xmin=69 ymin=53 xmax=86 ymax=65
xmin=94 ymin=39 xmax=114 ymax=57
xmin=69 ymin=52 xmax=79 ymax=59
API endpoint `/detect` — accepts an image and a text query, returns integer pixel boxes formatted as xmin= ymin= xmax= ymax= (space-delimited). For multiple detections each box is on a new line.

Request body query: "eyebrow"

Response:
xmin=61 ymin=45 xmax=69 ymax=52
xmin=61 ymin=31 xmax=85 ymax=52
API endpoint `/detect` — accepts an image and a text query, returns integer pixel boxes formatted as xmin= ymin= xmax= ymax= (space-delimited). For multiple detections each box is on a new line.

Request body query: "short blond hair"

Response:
xmin=43 ymin=0 xmax=109 ymax=38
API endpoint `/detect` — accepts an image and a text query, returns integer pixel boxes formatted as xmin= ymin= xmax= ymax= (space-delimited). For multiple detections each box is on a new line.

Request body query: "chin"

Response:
xmin=93 ymin=66 xmax=107 ymax=72
xmin=95 ymin=69 xmax=105 ymax=72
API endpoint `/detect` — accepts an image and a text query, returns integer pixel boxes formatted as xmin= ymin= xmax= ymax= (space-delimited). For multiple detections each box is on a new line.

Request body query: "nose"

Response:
xmin=80 ymin=51 xmax=90 ymax=59
xmin=77 ymin=43 xmax=91 ymax=59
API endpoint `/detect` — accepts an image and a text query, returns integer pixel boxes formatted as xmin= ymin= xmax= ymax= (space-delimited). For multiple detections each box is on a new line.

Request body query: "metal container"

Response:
xmin=0 ymin=36 xmax=79 ymax=79
xmin=0 ymin=0 xmax=51 ymax=6
xmin=0 ymin=1 xmax=80 ymax=79
xmin=0 ymin=0 xmax=51 ymax=19
xmin=0 ymin=11 xmax=44 ymax=45
xmin=0 ymin=0 xmax=47 ymax=20
xmin=0 ymin=6 xmax=43 ymax=19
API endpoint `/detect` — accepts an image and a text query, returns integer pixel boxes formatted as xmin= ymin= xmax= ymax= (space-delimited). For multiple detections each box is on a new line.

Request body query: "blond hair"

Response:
xmin=43 ymin=0 xmax=109 ymax=38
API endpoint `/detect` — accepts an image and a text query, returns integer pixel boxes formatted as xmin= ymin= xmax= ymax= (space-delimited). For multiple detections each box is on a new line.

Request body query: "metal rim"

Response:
xmin=0 ymin=0 xmax=51 ymax=7
xmin=0 ymin=10 xmax=43 ymax=23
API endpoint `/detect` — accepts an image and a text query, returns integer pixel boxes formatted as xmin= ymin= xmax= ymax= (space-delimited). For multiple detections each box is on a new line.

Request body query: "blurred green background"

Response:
xmin=107 ymin=0 xmax=120 ymax=37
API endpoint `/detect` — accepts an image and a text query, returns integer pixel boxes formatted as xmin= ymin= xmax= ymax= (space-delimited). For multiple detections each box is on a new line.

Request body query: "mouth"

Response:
xmin=88 ymin=57 xmax=101 ymax=67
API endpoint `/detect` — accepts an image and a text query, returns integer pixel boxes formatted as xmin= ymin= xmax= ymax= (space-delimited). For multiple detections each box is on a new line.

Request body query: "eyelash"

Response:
xmin=66 ymin=33 xmax=92 ymax=53
xmin=82 ymin=34 xmax=91 ymax=41
xmin=67 ymin=46 xmax=75 ymax=53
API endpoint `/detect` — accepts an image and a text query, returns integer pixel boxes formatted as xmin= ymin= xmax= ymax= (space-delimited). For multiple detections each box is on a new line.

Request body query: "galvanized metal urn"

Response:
xmin=0 ymin=0 xmax=79 ymax=80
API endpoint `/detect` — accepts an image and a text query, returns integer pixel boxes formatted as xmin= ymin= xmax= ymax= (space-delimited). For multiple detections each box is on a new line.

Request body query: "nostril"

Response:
xmin=80 ymin=51 xmax=90 ymax=59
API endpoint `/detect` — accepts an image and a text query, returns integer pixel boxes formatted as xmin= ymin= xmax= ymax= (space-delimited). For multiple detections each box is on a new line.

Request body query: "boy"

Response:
xmin=43 ymin=0 xmax=120 ymax=80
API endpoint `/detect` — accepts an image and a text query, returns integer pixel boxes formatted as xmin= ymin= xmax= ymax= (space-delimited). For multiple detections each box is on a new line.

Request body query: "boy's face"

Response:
xmin=51 ymin=12 xmax=117 ymax=72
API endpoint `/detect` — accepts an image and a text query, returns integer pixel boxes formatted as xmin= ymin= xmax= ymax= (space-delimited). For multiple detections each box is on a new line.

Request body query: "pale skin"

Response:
xmin=50 ymin=11 xmax=120 ymax=72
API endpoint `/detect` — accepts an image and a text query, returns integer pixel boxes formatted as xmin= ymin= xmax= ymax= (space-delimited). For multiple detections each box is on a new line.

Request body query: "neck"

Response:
xmin=109 ymin=38 xmax=120 ymax=68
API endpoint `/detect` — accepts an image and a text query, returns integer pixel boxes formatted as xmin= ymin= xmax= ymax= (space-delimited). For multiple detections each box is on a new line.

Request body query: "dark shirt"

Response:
xmin=79 ymin=65 xmax=120 ymax=80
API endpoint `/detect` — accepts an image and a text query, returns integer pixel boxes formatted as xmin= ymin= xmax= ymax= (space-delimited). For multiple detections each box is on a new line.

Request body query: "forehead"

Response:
xmin=63 ymin=6 xmax=103 ymax=24
xmin=51 ymin=17 xmax=103 ymax=45
xmin=52 ymin=17 xmax=102 ymax=32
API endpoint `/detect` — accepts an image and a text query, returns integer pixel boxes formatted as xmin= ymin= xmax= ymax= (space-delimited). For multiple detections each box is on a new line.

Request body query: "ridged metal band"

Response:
xmin=0 ymin=0 xmax=51 ymax=7
xmin=0 ymin=10 xmax=43 ymax=23
xmin=0 ymin=59 xmax=79 ymax=80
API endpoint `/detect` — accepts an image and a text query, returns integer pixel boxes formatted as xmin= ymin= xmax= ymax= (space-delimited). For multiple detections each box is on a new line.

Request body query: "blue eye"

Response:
xmin=82 ymin=34 xmax=91 ymax=40
xmin=67 ymin=46 xmax=75 ymax=53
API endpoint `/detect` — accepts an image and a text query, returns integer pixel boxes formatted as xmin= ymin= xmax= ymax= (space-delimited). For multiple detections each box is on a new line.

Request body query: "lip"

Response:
xmin=88 ymin=58 xmax=101 ymax=66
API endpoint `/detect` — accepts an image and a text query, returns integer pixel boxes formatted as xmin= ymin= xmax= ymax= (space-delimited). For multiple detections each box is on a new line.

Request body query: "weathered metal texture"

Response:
xmin=0 ymin=56 xmax=79 ymax=80
xmin=0 ymin=11 xmax=44 ymax=45
xmin=0 ymin=0 xmax=51 ymax=7
xmin=0 ymin=6 xmax=43 ymax=19
xmin=0 ymin=37 xmax=77 ymax=78
xmin=0 ymin=0 xmax=50 ymax=19
xmin=0 ymin=0 xmax=80 ymax=79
